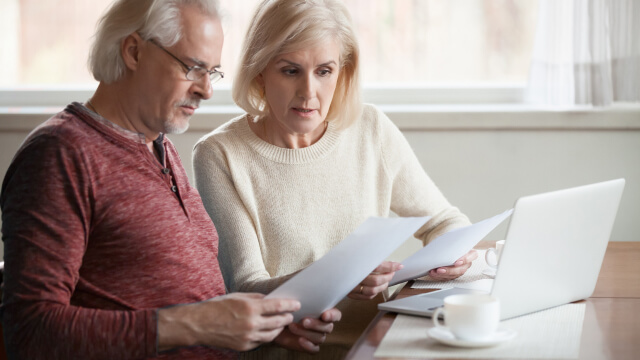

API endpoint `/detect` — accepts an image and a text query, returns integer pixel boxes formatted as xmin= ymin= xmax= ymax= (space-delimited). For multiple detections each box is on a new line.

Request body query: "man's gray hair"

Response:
xmin=89 ymin=0 xmax=220 ymax=83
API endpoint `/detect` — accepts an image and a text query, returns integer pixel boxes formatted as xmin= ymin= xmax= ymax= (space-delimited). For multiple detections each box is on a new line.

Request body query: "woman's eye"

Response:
xmin=282 ymin=68 xmax=298 ymax=75
xmin=318 ymin=69 xmax=332 ymax=76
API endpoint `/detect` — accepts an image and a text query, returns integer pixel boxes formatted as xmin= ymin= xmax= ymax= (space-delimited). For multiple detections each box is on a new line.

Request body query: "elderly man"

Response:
xmin=0 ymin=1 xmax=338 ymax=359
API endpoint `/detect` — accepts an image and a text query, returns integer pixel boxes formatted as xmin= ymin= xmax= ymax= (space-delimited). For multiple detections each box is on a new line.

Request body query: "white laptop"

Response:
xmin=378 ymin=179 xmax=625 ymax=320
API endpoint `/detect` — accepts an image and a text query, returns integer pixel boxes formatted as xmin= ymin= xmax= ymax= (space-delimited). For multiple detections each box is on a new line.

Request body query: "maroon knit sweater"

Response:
xmin=0 ymin=103 xmax=234 ymax=359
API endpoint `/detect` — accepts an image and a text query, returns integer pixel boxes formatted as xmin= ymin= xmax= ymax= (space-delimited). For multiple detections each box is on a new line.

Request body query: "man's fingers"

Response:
xmin=256 ymin=327 xmax=286 ymax=343
xmin=259 ymin=312 xmax=295 ymax=331
xmin=240 ymin=293 xmax=265 ymax=299
xmin=259 ymin=298 xmax=301 ymax=315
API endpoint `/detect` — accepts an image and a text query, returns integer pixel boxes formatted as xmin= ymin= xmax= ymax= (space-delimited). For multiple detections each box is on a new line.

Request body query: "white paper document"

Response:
xmin=390 ymin=209 xmax=513 ymax=285
xmin=265 ymin=216 xmax=430 ymax=321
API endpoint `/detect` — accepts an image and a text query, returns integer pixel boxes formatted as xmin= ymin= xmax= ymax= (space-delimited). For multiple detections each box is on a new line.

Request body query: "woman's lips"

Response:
xmin=292 ymin=107 xmax=316 ymax=116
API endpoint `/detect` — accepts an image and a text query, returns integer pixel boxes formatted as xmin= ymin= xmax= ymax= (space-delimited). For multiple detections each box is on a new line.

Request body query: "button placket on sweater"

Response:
xmin=160 ymin=167 xmax=178 ymax=193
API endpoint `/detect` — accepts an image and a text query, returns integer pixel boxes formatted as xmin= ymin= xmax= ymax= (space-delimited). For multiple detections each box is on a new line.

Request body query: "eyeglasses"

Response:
xmin=149 ymin=39 xmax=224 ymax=85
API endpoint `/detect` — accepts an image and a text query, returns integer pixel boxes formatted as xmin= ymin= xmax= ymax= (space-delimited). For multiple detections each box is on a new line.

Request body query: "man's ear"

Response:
xmin=121 ymin=32 xmax=144 ymax=71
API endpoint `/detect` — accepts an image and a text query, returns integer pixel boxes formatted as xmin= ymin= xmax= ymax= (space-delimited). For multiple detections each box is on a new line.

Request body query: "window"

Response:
xmin=0 ymin=0 xmax=538 ymax=104
xmin=0 ymin=0 xmax=113 ymax=86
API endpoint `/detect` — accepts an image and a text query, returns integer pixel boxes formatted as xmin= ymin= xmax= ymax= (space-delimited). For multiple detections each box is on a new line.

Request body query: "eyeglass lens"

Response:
xmin=186 ymin=68 xmax=223 ymax=84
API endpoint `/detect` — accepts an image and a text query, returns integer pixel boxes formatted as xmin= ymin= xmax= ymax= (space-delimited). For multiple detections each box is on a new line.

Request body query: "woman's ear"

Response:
xmin=255 ymin=73 xmax=267 ymax=98
xmin=255 ymin=73 xmax=265 ymax=88
xmin=121 ymin=32 xmax=144 ymax=71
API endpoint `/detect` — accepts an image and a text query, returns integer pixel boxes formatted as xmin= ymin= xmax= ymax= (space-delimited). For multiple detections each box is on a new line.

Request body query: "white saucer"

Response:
xmin=482 ymin=268 xmax=497 ymax=278
xmin=427 ymin=326 xmax=517 ymax=348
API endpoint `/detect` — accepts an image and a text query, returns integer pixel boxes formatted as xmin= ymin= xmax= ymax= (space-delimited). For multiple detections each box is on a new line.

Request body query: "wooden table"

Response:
xmin=346 ymin=242 xmax=640 ymax=360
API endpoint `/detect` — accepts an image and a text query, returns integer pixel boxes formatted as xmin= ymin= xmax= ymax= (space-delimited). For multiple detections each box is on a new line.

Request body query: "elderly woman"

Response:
xmin=193 ymin=0 xmax=475 ymax=358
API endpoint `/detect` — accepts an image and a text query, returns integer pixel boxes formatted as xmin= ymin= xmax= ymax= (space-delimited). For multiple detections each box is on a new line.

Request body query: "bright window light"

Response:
xmin=0 ymin=0 xmax=537 ymax=88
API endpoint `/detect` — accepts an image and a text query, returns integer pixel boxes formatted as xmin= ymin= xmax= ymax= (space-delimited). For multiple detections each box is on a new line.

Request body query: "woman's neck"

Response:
xmin=251 ymin=116 xmax=328 ymax=149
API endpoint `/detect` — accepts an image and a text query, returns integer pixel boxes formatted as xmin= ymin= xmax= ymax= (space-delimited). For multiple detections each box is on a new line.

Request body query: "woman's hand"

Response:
xmin=348 ymin=261 xmax=403 ymax=300
xmin=427 ymin=249 xmax=478 ymax=281
xmin=274 ymin=308 xmax=341 ymax=353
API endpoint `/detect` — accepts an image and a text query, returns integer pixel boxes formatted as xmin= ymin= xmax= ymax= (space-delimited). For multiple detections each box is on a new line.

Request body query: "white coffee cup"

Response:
xmin=485 ymin=240 xmax=505 ymax=270
xmin=432 ymin=294 xmax=500 ymax=341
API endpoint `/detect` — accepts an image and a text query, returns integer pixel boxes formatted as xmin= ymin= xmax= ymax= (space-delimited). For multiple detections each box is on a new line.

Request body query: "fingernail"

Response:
xmin=438 ymin=268 xmax=446 ymax=274
xmin=303 ymin=319 xmax=311 ymax=327
xmin=455 ymin=260 xmax=463 ymax=266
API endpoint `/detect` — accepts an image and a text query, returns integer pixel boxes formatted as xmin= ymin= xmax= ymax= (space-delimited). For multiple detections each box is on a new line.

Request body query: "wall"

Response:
xmin=1 ymin=106 xmax=639 ymax=261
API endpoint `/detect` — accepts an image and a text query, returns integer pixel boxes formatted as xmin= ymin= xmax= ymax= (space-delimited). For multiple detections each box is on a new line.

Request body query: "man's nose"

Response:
xmin=192 ymin=76 xmax=214 ymax=100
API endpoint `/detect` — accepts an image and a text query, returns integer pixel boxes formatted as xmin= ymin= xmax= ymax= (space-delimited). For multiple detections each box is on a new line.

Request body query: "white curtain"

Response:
xmin=526 ymin=0 xmax=640 ymax=107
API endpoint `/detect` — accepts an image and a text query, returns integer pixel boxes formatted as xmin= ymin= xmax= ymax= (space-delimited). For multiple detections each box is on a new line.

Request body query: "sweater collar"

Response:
xmin=237 ymin=114 xmax=343 ymax=164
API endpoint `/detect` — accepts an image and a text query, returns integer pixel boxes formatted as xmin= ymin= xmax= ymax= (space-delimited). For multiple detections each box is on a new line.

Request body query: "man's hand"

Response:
xmin=274 ymin=308 xmax=342 ymax=353
xmin=348 ymin=261 xmax=403 ymax=300
xmin=158 ymin=293 xmax=300 ymax=352
xmin=428 ymin=249 xmax=478 ymax=281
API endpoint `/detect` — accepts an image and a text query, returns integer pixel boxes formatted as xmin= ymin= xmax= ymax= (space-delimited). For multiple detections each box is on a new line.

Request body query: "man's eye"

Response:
xmin=193 ymin=67 xmax=208 ymax=75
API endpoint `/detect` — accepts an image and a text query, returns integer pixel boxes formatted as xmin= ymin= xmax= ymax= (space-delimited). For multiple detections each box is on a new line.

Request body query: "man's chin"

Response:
xmin=164 ymin=118 xmax=190 ymax=134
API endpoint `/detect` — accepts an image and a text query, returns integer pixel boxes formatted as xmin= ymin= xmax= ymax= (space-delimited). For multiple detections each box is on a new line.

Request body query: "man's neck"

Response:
xmin=90 ymin=82 xmax=160 ymax=152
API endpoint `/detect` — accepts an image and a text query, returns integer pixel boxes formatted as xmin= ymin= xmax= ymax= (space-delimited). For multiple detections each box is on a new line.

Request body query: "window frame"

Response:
xmin=0 ymin=82 xmax=524 ymax=107
xmin=2 ymin=84 xmax=639 ymax=134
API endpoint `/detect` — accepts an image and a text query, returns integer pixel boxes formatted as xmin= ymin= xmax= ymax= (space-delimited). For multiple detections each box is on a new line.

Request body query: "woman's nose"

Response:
xmin=296 ymin=74 xmax=315 ymax=100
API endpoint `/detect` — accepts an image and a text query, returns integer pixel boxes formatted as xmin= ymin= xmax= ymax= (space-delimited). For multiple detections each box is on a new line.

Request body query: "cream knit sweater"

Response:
xmin=193 ymin=104 xmax=470 ymax=358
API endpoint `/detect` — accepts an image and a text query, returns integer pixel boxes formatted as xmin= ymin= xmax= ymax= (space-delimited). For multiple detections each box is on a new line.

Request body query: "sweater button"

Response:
xmin=171 ymin=185 xmax=178 ymax=193
xmin=162 ymin=168 xmax=171 ymax=174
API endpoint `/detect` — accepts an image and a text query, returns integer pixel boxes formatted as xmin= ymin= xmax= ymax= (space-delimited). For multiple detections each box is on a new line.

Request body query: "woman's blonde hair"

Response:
xmin=89 ymin=0 xmax=220 ymax=84
xmin=232 ymin=0 xmax=362 ymax=129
